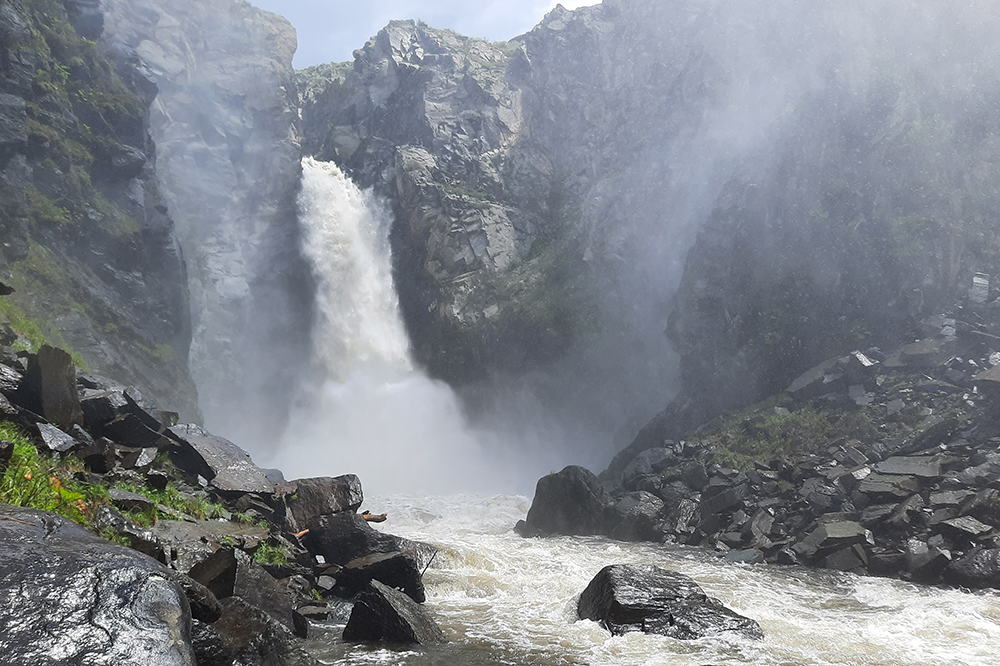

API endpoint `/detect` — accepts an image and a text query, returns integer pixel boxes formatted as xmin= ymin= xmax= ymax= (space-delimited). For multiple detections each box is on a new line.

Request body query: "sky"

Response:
xmin=248 ymin=0 xmax=601 ymax=68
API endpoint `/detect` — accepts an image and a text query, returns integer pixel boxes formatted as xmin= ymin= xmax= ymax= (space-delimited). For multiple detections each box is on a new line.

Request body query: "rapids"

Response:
xmin=304 ymin=494 xmax=1000 ymax=666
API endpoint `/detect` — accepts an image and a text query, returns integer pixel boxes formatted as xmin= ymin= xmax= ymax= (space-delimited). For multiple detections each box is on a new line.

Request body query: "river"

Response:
xmin=301 ymin=494 xmax=1000 ymax=666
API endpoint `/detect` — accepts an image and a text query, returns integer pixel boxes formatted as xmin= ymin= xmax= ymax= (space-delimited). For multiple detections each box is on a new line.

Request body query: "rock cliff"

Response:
xmin=0 ymin=0 xmax=196 ymax=417
xmin=102 ymin=0 xmax=312 ymax=446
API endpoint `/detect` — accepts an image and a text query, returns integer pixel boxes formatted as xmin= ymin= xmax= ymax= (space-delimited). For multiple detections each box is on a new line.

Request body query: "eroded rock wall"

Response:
xmin=102 ymin=0 xmax=312 ymax=445
xmin=0 ymin=0 xmax=196 ymax=418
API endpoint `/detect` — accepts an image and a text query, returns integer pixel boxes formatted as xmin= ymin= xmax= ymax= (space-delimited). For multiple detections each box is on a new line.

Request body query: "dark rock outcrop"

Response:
xmin=522 ymin=465 xmax=613 ymax=536
xmin=280 ymin=475 xmax=363 ymax=532
xmin=0 ymin=505 xmax=196 ymax=665
xmin=169 ymin=424 xmax=275 ymax=495
xmin=303 ymin=512 xmax=434 ymax=569
xmin=577 ymin=564 xmax=763 ymax=641
xmin=205 ymin=597 xmax=318 ymax=666
xmin=342 ymin=580 xmax=446 ymax=645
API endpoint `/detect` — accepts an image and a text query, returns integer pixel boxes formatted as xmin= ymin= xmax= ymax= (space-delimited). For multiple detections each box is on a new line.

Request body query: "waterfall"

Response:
xmin=271 ymin=158 xmax=523 ymax=495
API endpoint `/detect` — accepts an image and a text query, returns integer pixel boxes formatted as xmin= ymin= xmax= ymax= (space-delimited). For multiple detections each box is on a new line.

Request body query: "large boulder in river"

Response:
xmin=523 ymin=465 xmax=613 ymax=536
xmin=577 ymin=564 xmax=763 ymax=640
xmin=279 ymin=475 xmax=364 ymax=532
xmin=0 ymin=505 xmax=196 ymax=665
xmin=195 ymin=597 xmax=317 ymax=666
xmin=343 ymin=580 xmax=446 ymax=644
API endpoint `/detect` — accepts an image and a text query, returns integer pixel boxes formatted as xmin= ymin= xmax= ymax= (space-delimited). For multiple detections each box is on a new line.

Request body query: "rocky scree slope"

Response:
xmin=0 ymin=325 xmax=445 ymax=663
xmin=522 ymin=294 xmax=1000 ymax=590
xmin=102 ymin=0 xmax=313 ymax=447
xmin=0 ymin=0 xmax=196 ymax=418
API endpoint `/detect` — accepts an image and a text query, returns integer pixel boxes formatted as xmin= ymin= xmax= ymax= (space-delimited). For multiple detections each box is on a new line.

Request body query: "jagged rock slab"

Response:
xmin=874 ymin=456 xmax=942 ymax=478
xmin=93 ymin=505 xmax=165 ymax=563
xmin=152 ymin=520 xmax=269 ymax=573
xmin=0 ymin=505 xmax=196 ymax=665
xmin=33 ymin=422 xmax=80 ymax=453
xmin=523 ymin=465 xmax=613 ymax=536
xmin=343 ymin=580 xmax=446 ymax=644
xmin=302 ymin=512 xmax=434 ymax=569
xmin=334 ymin=551 xmax=426 ymax=603
xmin=577 ymin=564 xmax=763 ymax=640
xmin=945 ymin=549 xmax=1000 ymax=589
xmin=168 ymin=424 xmax=274 ymax=494
xmin=205 ymin=597 xmax=317 ymax=666
xmin=608 ymin=491 xmax=665 ymax=542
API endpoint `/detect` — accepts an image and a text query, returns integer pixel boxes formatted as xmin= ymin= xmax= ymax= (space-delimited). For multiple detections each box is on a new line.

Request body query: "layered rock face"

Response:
xmin=0 ymin=0 xmax=196 ymax=418
xmin=102 ymin=0 xmax=312 ymax=446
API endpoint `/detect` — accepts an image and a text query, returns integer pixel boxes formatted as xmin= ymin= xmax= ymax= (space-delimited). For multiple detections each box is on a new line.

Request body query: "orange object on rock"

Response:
xmin=361 ymin=510 xmax=387 ymax=523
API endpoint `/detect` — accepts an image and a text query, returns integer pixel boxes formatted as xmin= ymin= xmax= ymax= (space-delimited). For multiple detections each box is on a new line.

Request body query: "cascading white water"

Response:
xmin=303 ymin=494 xmax=1000 ymax=666
xmin=270 ymin=159 xmax=552 ymax=495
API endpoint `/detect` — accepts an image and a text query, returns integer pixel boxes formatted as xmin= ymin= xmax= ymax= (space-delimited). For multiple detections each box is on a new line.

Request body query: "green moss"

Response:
xmin=700 ymin=402 xmax=877 ymax=470
xmin=25 ymin=185 xmax=71 ymax=225
xmin=114 ymin=481 xmax=227 ymax=522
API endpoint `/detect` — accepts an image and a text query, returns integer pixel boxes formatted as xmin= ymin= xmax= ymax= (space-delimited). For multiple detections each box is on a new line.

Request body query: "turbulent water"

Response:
xmin=305 ymin=494 xmax=1000 ymax=666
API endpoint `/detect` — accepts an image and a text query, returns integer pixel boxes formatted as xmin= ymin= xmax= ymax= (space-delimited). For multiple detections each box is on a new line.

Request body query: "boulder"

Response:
xmin=207 ymin=597 xmax=317 ymax=666
xmin=577 ymin=564 xmax=763 ymax=640
xmin=874 ymin=456 xmax=942 ymax=478
xmin=0 ymin=392 xmax=16 ymax=417
xmin=280 ymin=475 xmax=363 ymax=532
xmin=905 ymin=538 xmax=951 ymax=582
xmin=792 ymin=521 xmax=873 ymax=561
xmin=169 ymin=424 xmax=275 ymax=494
xmin=700 ymin=483 xmax=748 ymax=518
xmin=608 ymin=491 xmax=665 ymax=542
xmin=0 ymin=505 xmax=196 ymax=665
xmin=232 ymin=549 xmax=300 ymax=636
xmin=334 ymin=551 xmax=426 ymax=602
xmin=21 ymin=345 xmax=83 ymax=430
xmin=80 ymin=389 xmax=129 ymax=428
xmin=187 ymin=547 xmax=238 ymax=600
xmin=109 ymin=488 xmax=157 ymax=512
xmin=523 ymin=465 xmax=613 ymax=536
xmin=302 ymin=512 xmax=434 ymax=569
xmin=342 ymin=580 xmax=446 ymax=644
xmin=34 ymin=422 xmax=80 ymax=453
xmin=944 ymin=549 xmax=1000 ymax=589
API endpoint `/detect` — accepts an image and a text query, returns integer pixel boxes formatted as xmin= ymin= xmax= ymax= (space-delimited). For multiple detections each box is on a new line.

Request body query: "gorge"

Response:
xmin=3 ymin=0 xmax=1000 ymax=664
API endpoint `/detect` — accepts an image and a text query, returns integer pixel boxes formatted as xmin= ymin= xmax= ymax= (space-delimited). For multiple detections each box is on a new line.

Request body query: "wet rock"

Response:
xmin=233 ymin=549 xmax=300 ymax=636
xmin=874 ymin=456 xmax=942 ymax=478
xmin=944 ymin=549 xmax=1000 ymax=589
xmin=343 ymin=580 xmax=446 ymax=644
xmin=152 ymin=520 xmax=269 ymax=573
xmin=523 ymin=465 xmax=613 ymax=536
xmin=700 ymin=483 xmax=748 ymax=518
xmin=939 ymin=516 xmax=993 ymax=541
xmin=93 ymin=505 xmax=166 ymax=563
xmin=821 ymin=544 xmax=869 ymax=572
xmin=621 ymin=448 xmax=678 ymax=487
xmin=334 ymin=551 xmax=426 ymax=603
xmin=857 ymin=473 xmax=921 ymax=499
xmin=187 ymin=547 xmax=238 ymax=600
xmin=787 ymin=356 xmax=844 ymax=399
xmin=793 ymin=521 xmax=873 ymax=561
xmin=110 ymin=487 xmax=157 ymax=512
xmin=210 ymin=597 xmax=318 ymax=665
xmin=303 ymin=512 xmax=434 ymax=570
xmin=34 ymin=422 xmax=81 ymax=454
xmin=21 ymin=345 xmax=83 ymax=430
xmin=961 ymin=489 xmax=1000 ymax=526
xmin=577 ymin=564 xmax=763 ymax=640
xmin=104 ymin=414 xmax=168 ymax=449
xmin=80 ymin=390 xmax=129 ymax=428
xmin=0 ymin=392 xmax=15 ymax=417
xmin=609 ymin=491 xmax=665 ymax=542
xmin=0 ymin=505 xmax=195 ymax=665
xmin=898 ymin=338 xmax=951 ymax=367
xmin=905 ymin=539 xmax=951 ymax=582
xmin=169 ymin=424 xmax=274 ymax=494
xmin=0 ymin=363 xmax=23 ymax=396
xmin=280 ymin=475 xmax=364 ymax=533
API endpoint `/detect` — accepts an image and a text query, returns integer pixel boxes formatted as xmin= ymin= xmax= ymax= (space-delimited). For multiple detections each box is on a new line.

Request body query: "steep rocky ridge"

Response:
xmin=0 ymin=0 xmax=196 ymax=417
xmin=102 ymin=0 xmax=313 ymax=446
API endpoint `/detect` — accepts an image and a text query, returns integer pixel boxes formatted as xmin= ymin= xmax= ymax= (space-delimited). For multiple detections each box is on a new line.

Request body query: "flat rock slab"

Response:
xmin=169 ymin=424 xmax=274 ymax=494
xmin=0 ymin=505 xmax=195 ymax=665
xmin=875 ymin=456 xmax=942 ymax=478
xmin=577 ymin=564 xmax=763 ymax=640
xmin=343 ymin=580 xmax=446 ymax=644
xmin=152 ymin=519 xmax=269 ymax=572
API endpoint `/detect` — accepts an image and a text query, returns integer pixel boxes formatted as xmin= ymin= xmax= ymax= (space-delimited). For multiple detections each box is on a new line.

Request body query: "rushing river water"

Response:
xmin=303 ymin=494 xmax=1000 ymax=666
